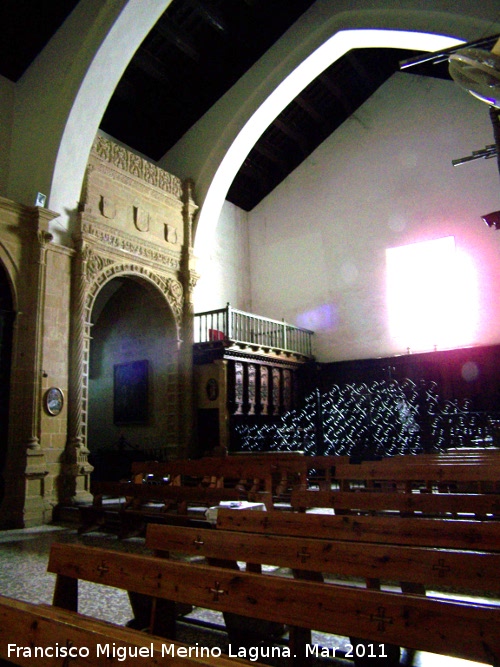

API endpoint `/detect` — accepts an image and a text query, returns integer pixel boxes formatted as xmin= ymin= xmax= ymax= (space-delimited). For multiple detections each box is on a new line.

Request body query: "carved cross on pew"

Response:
xmin=296 ymin=547 xmax=311 ymax=563
xmin=359 ymin=606 xmax=394 ymax=632
xmin=97 ymin=562 xmax=109 ymax=575
xmin=209 ymin=581 xmax=226 ymax=601
xmin=432 ymin=558 xmax=451 ymax=577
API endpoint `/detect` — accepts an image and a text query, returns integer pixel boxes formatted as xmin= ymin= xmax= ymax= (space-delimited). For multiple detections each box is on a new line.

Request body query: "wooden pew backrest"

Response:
xmin=216 ymin=508 xmax=500 ymax=551
xmin=46 ymin=542 xmax=500 ymax=665
xmin=0 ymin=594 xmax=263 ymax=667
xmin=145 ymin=522 xmax=500 ymax=594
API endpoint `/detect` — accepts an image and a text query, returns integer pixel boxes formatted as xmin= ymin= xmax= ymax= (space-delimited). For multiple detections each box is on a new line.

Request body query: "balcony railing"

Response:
xmin=194 ymin=303 xmax=314 ymax=359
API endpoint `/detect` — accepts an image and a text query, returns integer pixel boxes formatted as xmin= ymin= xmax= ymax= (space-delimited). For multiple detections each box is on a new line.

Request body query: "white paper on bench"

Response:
xmin=205 ymin=501 xmax=266 ymax=523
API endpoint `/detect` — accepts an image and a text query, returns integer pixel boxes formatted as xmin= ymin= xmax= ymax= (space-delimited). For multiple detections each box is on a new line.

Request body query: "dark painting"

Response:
xmin=114 ymin=360 xmax=149 ymax=425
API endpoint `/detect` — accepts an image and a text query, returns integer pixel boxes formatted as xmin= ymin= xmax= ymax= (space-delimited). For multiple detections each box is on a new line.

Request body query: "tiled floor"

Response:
xmin=0 ymin=523 xmax=489 ymax=667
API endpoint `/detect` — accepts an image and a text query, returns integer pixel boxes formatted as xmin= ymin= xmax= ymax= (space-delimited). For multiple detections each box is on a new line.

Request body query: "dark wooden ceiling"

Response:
xmin=0 ymin=0 xmax=452 ymax=211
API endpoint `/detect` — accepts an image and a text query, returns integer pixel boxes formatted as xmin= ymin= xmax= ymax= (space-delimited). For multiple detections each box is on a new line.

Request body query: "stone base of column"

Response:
xmin=59 ymin=436 xmax=94 ymax=505
xmin=23 ymin=448 xmax=51 ymax=527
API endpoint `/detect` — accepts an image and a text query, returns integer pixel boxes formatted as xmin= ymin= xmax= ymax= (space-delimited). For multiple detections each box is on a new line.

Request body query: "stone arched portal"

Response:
xmin=0 ymin=261 xmax=14 ymax=503
xmin=87 ymin=273 xmax=180 ymax=480
xmin=60 ymin=134 xmax=198 ymax=505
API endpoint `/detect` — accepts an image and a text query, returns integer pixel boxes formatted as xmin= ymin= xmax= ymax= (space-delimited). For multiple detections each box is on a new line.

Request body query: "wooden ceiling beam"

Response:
xmin=317 ymin=72 xmax=356 ymax=115
xmin=251 ymin=139 xmax=289 ymax=172
xmin=153 ymin=19 xmax=200 ymax=62
xmin=294 ymin=94 xmax=330 ymax=133
xmin=133 ymin=49 xmax=176 ymax=86
xmin=273 ymin=118 xmax=309 ymax=156
xmin=189 ymin=0 xmax=227 ymax=33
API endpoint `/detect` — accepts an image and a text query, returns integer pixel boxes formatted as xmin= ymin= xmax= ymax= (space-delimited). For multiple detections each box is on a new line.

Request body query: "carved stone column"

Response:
xmin=179 ymin=179 xmax=199 ymax=457
xmin=61 ymin=237 xmax=93 ymax=504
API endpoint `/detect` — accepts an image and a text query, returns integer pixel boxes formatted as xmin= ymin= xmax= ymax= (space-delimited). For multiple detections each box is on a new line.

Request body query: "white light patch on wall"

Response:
xmin=386 ymin=237 xmax=478 ymax=353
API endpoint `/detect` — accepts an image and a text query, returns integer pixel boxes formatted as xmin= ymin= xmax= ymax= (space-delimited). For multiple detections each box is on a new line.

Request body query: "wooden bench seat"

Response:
xmin=213 ymin=507 xmax=500 ymax=663
xmin=47 ymin=541 xmax=500 ymax=666
xmin=0 ymin=594 xmax=265 ymax=667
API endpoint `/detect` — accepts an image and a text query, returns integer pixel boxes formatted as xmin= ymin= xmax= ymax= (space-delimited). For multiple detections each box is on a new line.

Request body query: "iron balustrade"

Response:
xmin=194 ymin=303 xmax=314 ymax=358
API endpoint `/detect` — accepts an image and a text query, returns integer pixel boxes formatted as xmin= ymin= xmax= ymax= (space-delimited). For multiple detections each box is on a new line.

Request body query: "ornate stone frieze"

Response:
xmin=84 ymin=248 xmax=115 ymax=280
xmin=93 ymin=135 xmax=183 ymax=199
xmin=93 ymin=164 xmax=182 ymax=207
xmin=81 ymin=220 xmax=180 ymax=270
xmin=165 ymin=277 xmax=183 ymax=323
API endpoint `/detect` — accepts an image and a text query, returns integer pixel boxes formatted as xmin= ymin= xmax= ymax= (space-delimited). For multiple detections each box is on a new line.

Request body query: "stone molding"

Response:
xmin=81 ymin=219 xmax=180 ymax=270
xmin=84 ymin=254 xmax=184 ymax=329
xmin=92 ymin=135 xmax=183 ymax=200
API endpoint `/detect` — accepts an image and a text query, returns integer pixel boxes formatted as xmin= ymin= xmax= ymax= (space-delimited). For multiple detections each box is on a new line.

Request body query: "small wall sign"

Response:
xmin=206 ymin=378 xmax=219 ymax=401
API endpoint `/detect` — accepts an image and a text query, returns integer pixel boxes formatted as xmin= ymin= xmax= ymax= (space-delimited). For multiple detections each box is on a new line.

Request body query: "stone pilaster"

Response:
xmin=23 ymin=208 xmax=58 ymax=525
xmin=179 ymin=179 xmax=199 ymax=457
xmin=61 ymin=237 xmax=93 ymax=504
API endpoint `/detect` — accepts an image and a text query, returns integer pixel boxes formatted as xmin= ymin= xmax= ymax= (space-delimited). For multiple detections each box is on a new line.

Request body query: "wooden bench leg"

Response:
xmin=127 ymin=591 xmax=153 ymax=630
xmin=223 ymin=612 xmax=286 ymax=652
xmin=349 ymin=638 xmax=401 ymax=667
xmin=52 ymin=574 xmax=78 ymax=612
xmin=288 ymin=625 xmax=312 ymax=667
xmin=150 ymin=597 xmax=177 ymax=639
xmin=128 ymin=592 xmax=192 ymax=632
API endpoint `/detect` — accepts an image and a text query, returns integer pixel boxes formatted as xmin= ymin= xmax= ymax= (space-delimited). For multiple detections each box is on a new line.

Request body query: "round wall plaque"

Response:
xmin=44 ymin=387 xmax=64 ymax=416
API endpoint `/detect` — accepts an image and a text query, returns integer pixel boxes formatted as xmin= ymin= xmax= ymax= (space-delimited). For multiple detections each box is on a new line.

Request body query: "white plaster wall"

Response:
xmin=248 ymin=73 xmax=500 ymax=362
xmin=194 ymin=200 xmax=251 ymax=313
xmin=0 ymin=76 xmax=14 ymax=195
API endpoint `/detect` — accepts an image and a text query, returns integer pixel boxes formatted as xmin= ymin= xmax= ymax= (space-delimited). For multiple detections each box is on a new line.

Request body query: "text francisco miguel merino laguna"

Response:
xmin=6 ymin=642 xmax=352 ymax=661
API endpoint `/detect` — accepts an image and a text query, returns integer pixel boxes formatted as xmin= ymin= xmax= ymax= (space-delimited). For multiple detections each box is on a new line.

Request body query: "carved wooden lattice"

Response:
xmin=235 ymin=379 xmax=500 ymax=456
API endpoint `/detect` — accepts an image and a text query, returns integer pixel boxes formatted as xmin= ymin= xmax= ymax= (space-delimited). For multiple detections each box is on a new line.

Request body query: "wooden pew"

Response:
xmin=145 ymin=521 xmax=500 ymax=596
xmin=47 ymin=541 xmax=500 ymax=666
xmin=131 ymin=458 xmax=274 ymax=495
xmin=216 ymin=506 xmax=500 ymax=550
xmin=331 ymin=455 xmax=500 ymax=493
xmin=214 ymin=507 xmax=500 ymax=663
xmin=80 ymin=481 xmax=245 ymax=538
xmin=229 ymin=452 xmax=309 ymax=498
xmin=289 ymin=487 xmax=500 ymax=517
xmin=0 ymin=594 xmax=264 ymax=667
xmin=80 ymin=457 xmax=273 ymax=536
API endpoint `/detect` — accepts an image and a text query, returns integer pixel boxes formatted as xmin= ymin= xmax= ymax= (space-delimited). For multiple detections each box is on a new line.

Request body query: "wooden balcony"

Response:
xmin=194 ymin=303 xmax=314 ymax=362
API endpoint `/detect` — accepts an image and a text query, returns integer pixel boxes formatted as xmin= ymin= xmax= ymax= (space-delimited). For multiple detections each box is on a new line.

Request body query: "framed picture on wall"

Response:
xmin=113 ymin=359 xmax=149 ymax=425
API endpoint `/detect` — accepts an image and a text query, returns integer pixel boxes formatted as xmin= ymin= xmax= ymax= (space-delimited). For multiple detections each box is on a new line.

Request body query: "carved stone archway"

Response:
xmin=60 ymin=135 xmax=198 ymax=504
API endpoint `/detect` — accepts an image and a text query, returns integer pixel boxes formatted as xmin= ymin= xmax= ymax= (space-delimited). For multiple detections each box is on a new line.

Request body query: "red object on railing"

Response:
xmin=209 ymin=329 xmax=225 ymax=341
